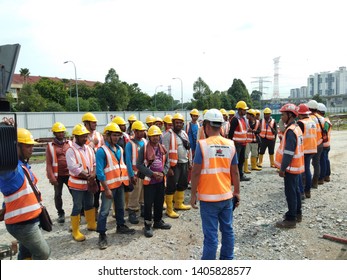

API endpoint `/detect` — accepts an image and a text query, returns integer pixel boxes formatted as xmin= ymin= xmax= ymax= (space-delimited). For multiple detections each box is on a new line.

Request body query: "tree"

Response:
xmin=192 ymin=77 xmax=212 ymax=109
xmin=34 ymin=77 xmax=68 ymax=106
xmin=126 ymin=83 xmax=151 ymax=111
xmin=16 ymin=84 xmax=47 ymax=112
xmin=152 ymin=91 xmax=175 ymax=111
xmin=227 ymin=79 xmax=252 ymax=108
xmin=19 ymin=68 xmax=30 ymax=84
xmin=250 ymin=90 xmax=263 ymax=109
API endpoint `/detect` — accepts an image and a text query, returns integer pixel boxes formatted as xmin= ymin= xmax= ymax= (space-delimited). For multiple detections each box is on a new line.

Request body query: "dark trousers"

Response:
xmin=284 ymin=172 xmax=302 ymax=220
xmin=259 ymin=138 xmax=276 ymax=155
xmin=54 ymin=176 xmax=71 ymax=215
xmin=319 ymin=147 xmax=331 ymax=180
xmin=165 ymin=162 xmax=189 ymax=195
xmin=235 ymin=143 xmax=246 ymax=178
xmin=144 ymin=182 xmax=165 ymax=223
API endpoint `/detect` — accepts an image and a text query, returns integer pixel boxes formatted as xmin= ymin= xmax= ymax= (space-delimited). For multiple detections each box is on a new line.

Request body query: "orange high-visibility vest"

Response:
xmin=298 ymin=118 xmax=317 ymax=154
xmin=197 ymin=136 xmax=236 ymax=202
xmin=68 ymin=145 xmax=95 ymax=191
xmin=246 ymin=120 xmax=260 ymax=143
xmin=310 ymin=113 xmax=325 ymax=146
xmin=129 ymin=138 xmax=147 ymax=173
xmin=3 ymin=166 xmax=42 ymax=224
xmin=100 ymin=145 xmax=129 ymax=190
xmin=259 ymin=118 xmax=276 ymax=140
xmin=232 ymin=117 xmax=248 ymax=143
xmin=323 ymin=118 xmax=332 ymax=148
xmin=275 ymin=123 xmax=304 ymax=174
xmin=197 ymin=126 xmax=206 ymax=141
xmin=167 ymin=129 xmax=189 ymax=167
xmin=47 ymin=140 xmax=72 ymax=178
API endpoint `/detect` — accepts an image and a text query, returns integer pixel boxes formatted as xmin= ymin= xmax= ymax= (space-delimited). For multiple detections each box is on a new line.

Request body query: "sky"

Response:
xmin=1 ymin=0 xmax=346 ymax=103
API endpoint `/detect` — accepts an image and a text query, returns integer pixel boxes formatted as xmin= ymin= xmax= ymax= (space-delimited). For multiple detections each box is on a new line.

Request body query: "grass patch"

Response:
xmin=30 ymin=154 xmax=46 ymax=163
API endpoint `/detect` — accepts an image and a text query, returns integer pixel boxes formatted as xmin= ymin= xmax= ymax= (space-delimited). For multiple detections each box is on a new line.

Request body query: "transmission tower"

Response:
xmin=273 ymin=57 xmax=280 ymax=100
xmin=251 ymin=76 xmax=271 ymax=99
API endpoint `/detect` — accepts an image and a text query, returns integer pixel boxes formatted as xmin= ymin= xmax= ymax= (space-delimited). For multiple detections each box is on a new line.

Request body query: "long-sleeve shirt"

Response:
xmin=95 ymin=142 xmax=121 ymax=182
xmin=280 ymin=122 xmax=297 ymax=172
xmin=125 ymin=139 xmax=145 ymax=178
xmin=65 ymin=142 xmax=95 ymax=177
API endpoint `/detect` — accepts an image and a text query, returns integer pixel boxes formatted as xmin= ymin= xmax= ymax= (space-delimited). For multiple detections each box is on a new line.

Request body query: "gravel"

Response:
xmin=1 ymin=130 xmax=346 ymax=260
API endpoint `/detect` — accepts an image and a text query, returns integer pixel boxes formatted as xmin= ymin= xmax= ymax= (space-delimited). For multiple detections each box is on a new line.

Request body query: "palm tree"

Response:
xmin=19 ymin=68 xmax=30 ymax=84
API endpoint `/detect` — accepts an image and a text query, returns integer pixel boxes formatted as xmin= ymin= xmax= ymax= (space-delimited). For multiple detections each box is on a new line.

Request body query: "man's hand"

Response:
xmin=279 ymin=170 xmax=285 ymax=178
xmin=167 ymin=168 xmax=174 ymax=177
xmin=131 ymin=176 xmax=137 ymax=185
xmin=190 ymin=193 xmax=198 ymax=209
xmin=104 ymin=188 xmax=112 ymax=199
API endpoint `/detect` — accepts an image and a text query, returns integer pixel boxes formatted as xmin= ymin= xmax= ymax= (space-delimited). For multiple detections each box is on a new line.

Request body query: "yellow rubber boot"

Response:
xmin=84 ymin=208 xmax=97 ymax=231
xmin=174 ymin=191 xmax=191 ymax=210
xmin=71 ymin=215 xmax=86 ymax=242
xmin=258 ymin=154 xmax=264 ymax=167
xmin=251 ymin=157 xmax=262 ymax=171
xmin=165 ymin=195 xmax=179 ymax=218
xmin=243 ymin=158 xmax=251 ymax=174
xmin=269 ymin=154 xmax=276 ymax=168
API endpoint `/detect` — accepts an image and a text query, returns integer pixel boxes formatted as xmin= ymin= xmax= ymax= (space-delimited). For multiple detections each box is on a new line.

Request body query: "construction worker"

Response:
xmin=220 ymin=108 xmax=230 ymax=137
xmin=245 ymin=109 xmax=262 ymax=171
xmin=197 ymin=109 xmax=208 ymax=141
xmin=307 ymin=100 xmax=324 ymax=189
xmin=125 ymin=121 xmax=147 ymax=224
xmin=162 ymin=114 xmax=173 ymax=137
xmin=317 ymin=103 xmax=332 ymax=184
xmin=186 ymin=109 xmax=200 ymax=157
xmin=0 ymin=127 xmax=51 ymax=260
xmin=126 ymin=114 xmax=137 ymax=138
xmin=162 ymin=113 xmax=192 ymax=218
xmin=274 ymin=104 xmax=304 ymax=229
xmin=145 ymin=115 xmax=156 ymax=128
xmin=257 ymin=107 xmax=277 ymax=168
xmin=190 ymin=109 xmax=240 ymax=259
xmin=255 ymin=109 xmax=261 ymax=121
xmin=228 ymin=110 xmax=235 ymax=122
xmin=154 ymin=117 xmax=164 ymax=130
xmin=82 ymin=112 xmax=104 ymax=216
xmin=297 ymin=104 xmax=317 ymax=199
xmin=46 ymin=122 xmax=72 ymax=223
xmin=96 ymin=123 xmax=135 ymax=250
xmin=65 ymin=124 xmax=97 ymax=242
xmin=136 ymin=125 xmax=172 ymax=237
xmin=228 ymin=100 xmax=251 ymax=181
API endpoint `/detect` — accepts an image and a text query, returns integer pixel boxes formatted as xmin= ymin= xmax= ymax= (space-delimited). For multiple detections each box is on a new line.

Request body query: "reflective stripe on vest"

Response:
xmin=168 ymin=129 xmax=178 ymax=166
xmin=101 ymin=145 xmax=129 ymax=190
xmin=246 ymin=120 xmax=260 ymax=143
xmin=197 ymin=136 xmax=235 ymax=202
xmin=130 ymin=138 xmax=147 ymax=173
xmin=232 ymin=117 xmax=248 ymax=143
xmin=299 ymin=118 xmax=317 ymax=154
xmin=310 ymin=113 xmax=324 ymax=146
xmin=259 ymin=118 xmax=275 ymax=140
xmin=274 ymin=124 xmax=304 ymax=174
xmin=68 ymin=145 xmax=94 ymax=191
xmin=4 ymin=166 xmax=42 ymax=224
xmin=48 ymin=141 xmax=72 ymax=177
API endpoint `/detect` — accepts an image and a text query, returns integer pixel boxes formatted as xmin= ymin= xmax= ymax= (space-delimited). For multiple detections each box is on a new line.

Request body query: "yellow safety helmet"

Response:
xmin=235 ymin=101 xmax=249 ymax=110
xmin=128 ymin=114 xmax=137 ymax=122
xmin=52 ymin=122 xmax=66 ymax=133
xmin=155 ymin=117 xmax=163 ymax=124
xmin=82 ymin=112 xmax=98 ymax=122
xmin=112 ymin=116 xmax=126 ymax=125
xmin=190 ymin=108 xmax=199 ymax=116
xmin=72 ymin=124 xmax=90 ymax=136
xmin=219 ymin=108 xmax=227 ymax=115
xmin=255 ymin=109 xmax=261 ymax=115
xmin=145 ymin=115 xmax=156 ymax=124
xmin=228 ymin=110 xmax=235 ymax=115
xmin=263 ymin=107 xmax=272 ymax=114
xmin=147 ymin=125 xmax=162 ymax=137
xmin=103 ymin=122 xmax=121 ymax=134
xmin=17 ymin=128 xmax=38 ymax=144
xmin=203 ymin=109 xmax=208 ymax=115
xmin=131 ymin=121 xmax=147 ymax=131
xmin=172 ymin=113 xmax=184 ymax=122
xmin=247 ymin=109 xmax=256 ymax=116
xmin=163 ymin=114 xmax=172 ymax=124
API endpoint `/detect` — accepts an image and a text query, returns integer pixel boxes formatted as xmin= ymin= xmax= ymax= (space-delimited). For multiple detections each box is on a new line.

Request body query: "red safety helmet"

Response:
xmin=279 ymin=103 xmax=298 ymax=116
xmin=297 ymin=104 xmax=311 ymax=115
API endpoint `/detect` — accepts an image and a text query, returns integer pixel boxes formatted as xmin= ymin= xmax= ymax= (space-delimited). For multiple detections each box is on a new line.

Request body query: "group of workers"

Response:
xmin=0 ymin=98 xmax=332 ymax=260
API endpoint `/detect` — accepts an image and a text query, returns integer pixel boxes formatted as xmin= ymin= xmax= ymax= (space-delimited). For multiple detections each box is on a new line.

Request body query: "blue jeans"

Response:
xmin=299 ymin=154 xmax=313 ymax=193
xmin=97 ymin=185 xmax=125 ymax=234
xmin=70 ymin=189 xmax=94 ymax=216
xmin=319 ymin=147 xmax=331 ymax=180
xmin=284 ymin=173 xmax=302 ymax=220
xmin=6 ymin=221 xmax=50 ymax=260
xmin=200 ymin=199 xmax=235 ymax=260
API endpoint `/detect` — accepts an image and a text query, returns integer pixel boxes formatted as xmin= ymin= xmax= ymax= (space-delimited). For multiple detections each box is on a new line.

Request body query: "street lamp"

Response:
xmin=154 ymin=85 xmax=163 ymax=110
xmin=64 ymin=60 xmax=79 ymax=112
xmin=172 ymin=77 xmax=183 ymax=110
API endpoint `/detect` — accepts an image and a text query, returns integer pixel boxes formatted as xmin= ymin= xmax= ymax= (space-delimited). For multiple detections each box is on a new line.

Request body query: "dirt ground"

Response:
xmin=1 ymin=130 xmax=346 ymax=260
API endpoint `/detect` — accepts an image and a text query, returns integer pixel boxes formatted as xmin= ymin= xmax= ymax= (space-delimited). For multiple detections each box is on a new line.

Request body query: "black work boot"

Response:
xmin=153 ymin=220 xmax=172 ymax=230
xmin=128 ymin=210 xmax=139 ymax=224
xmin=240 ymin=175 xmax=251 ymax=181
xmin=117 ymin=224 xmax=136 ymax=235
xmin=143 ymin=222 xmax=153 ymax=238
xmin=57 ymin=212 xmax=65 ymax=223
xmin=275 ymin=219 xmax=296 ymax=229
xmin=98 ymin=233 xmax=108 ymax=250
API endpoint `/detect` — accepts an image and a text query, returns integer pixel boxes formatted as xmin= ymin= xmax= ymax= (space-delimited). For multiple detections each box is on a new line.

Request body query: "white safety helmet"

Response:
xmin=203 ymin=108 xmax=224 ymax=127
xmin=317 ymin=102 xmax=327 ymax=112
xmin=307 ymin=100 xmax=318 ymax=110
